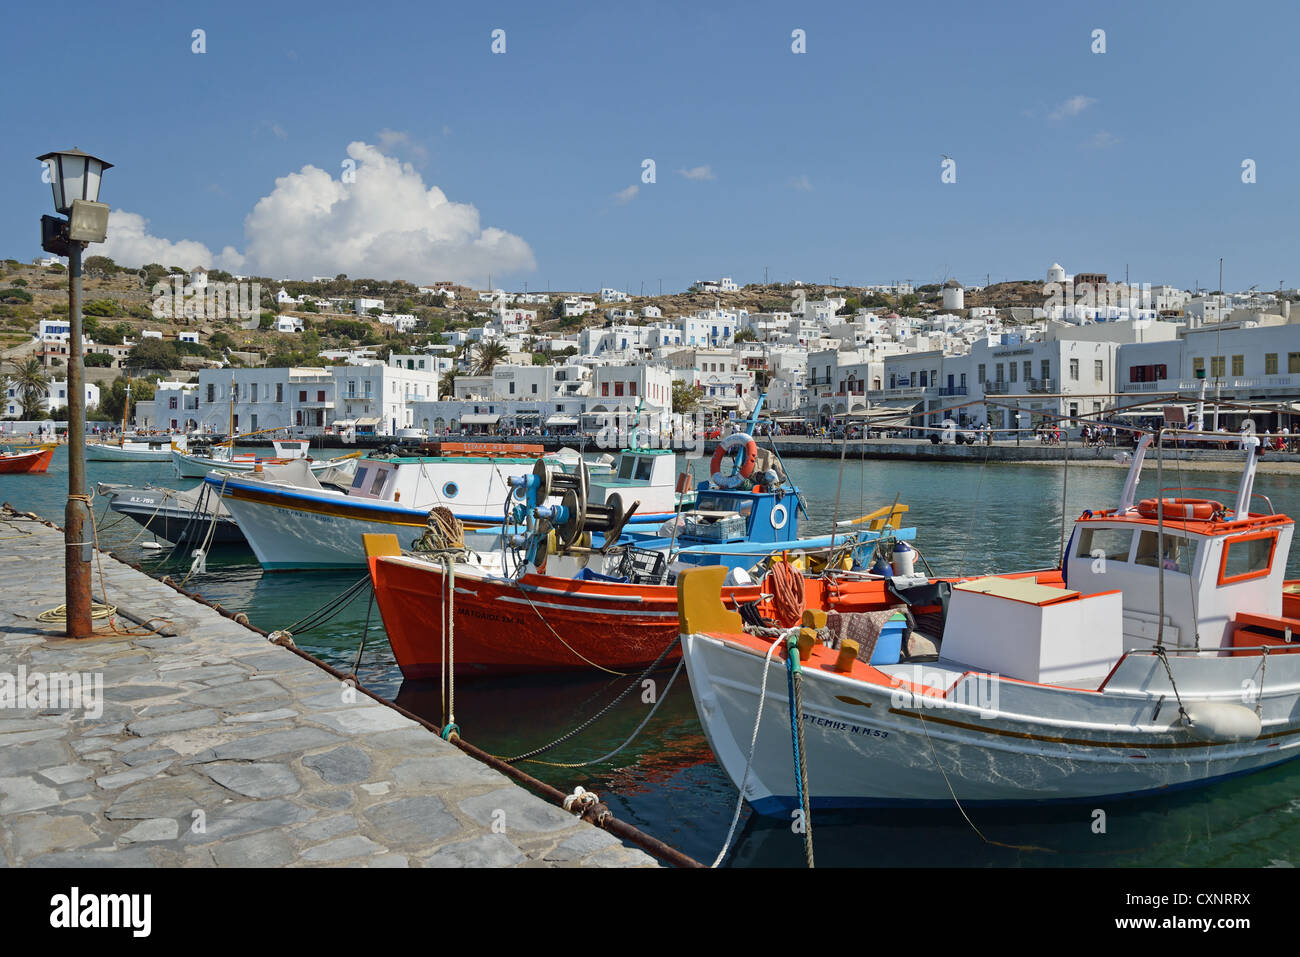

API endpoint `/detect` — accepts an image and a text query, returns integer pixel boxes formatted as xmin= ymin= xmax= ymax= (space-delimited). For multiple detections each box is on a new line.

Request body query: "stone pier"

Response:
xmin=0 ymin=510 xmax=657 ymax=868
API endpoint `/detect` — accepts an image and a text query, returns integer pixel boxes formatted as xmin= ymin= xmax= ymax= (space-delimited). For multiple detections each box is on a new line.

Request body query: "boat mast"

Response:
xmin=120 ymin=378 xmax=131 ymax=445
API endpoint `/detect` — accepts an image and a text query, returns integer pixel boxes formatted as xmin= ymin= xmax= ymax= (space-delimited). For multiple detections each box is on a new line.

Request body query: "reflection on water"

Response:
xmin=6 ymin=446 xmax=1300 ymax=866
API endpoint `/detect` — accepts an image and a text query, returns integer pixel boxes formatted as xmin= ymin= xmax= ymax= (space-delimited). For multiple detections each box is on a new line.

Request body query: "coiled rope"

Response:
xmin=763 ymin=561 xmax=805 ymax=628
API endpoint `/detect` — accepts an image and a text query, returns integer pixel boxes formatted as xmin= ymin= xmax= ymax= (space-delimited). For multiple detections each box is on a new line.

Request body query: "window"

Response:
xmin=977 ymin=364 xmax=986 ymax=384
xmin=531 ymin=384 xmax=537 ymax=394
xmin=1069 ymin=359 xmax=1079 ymax=381
xmin=615 ymin=382 xmax=624 ymax=397
xmin=1231 ymin=355 xmax=1244 ymax=376
xmin=299 ymin=390 xmax=307 ymax=402
xmin=251 ymin=383 xmax=258 ymax=402
xmin=1134 ymin=531 xmax=1194 ymax=574
xmin=1266 ymin=353 xmax=1278 ymax=375
xmin=1219 ymin=532 xmax=1277 ymax=585
xmin=169 ymin=396 xmax=178 ymax=409
xmin=960 ymin=373 xmax=967 ymax=387
xmin=1193 ymin=357 xmax=1205 ymax=377
xmin=317 ymin=390 xmax=325 ymax=402
xmin=1008 ymin=363 xmax=1017 ymax=383
xmin=276 ymin=383 xmax=283 ymax=402
xmin=1075 ymin=526 xmax=1133 ymax=564
xmin=601 ymin=382 xmax=609 ymax=397
xmin=995 ymin=363 xmax=1004 ymax=384
xmin=1289 ymin=353 xmax=1300 ymax=374
xmin=1041 ymin=360 xmax=1051 ymax=381
xmin=1094 ymin=360 xmax=1103 ymax=380
xmin=630 ymin=382 xmax=637 ymax=396
xmin=509 ymin=382 xmax=515 ymax=394
xmin=1023 ymin=361 xmax=1031 ymax=382
xmin=207 ymin=384 xmax=215 ymax=402
xmin=1211 ymin=356 xmax=1225 ymax=378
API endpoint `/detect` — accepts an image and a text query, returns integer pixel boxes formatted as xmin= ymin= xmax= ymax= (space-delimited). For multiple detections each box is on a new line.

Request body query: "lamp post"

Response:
xmin=36 ymin=148 xmax=113 ymax=639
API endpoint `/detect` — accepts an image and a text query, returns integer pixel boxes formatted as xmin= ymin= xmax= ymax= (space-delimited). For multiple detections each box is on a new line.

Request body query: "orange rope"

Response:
xmin=763 ymin=561 xmax=806 ymax=628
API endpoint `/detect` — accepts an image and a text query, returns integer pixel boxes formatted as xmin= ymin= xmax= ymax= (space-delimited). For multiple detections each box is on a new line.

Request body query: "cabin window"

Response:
xmin=635 ymin=457 xmax=653 ymax=480
xmin=351 ymin=466 xmax=370 ymax=491
xmin=1134 ymin=531 xmax=1195 ymax=574
xmin=1218 ymin=532 xmax=1277 ymax=586
xmin=1075 ymin=526 xmax=1133 ymax=564
xmin=618 ymin=456 xmax=635 ymax=479
xmin=371 ymin=468 xmax=393 ymax=498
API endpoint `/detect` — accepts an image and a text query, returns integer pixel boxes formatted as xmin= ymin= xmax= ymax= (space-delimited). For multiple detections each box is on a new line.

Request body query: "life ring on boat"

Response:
xmin=770 ymin=503 xmax=788 ymax=530
xmin=710 ymin=433 xmax=758 ymax=489
xmin=1136 ymin=498 xmax=1224 ymax=521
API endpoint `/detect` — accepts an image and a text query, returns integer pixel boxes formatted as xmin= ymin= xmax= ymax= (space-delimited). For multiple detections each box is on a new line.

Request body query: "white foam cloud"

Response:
xmin=676 ymin=165 xmax=716 ymax=181
xmin=98 ymin=142 xmax=535 ymax=284
xmin=101 ymin=210 xmax=244 ymax=272
xmin=791 ymin=174 xmax=813 ymax=191
xmin=1048 ymin=95 xmax=1096 ymax=121
xmin=613 ymin=184 xmax=639 ymax=205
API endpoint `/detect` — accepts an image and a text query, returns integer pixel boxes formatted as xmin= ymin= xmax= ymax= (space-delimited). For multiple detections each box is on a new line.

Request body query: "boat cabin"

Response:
xmin=671 ymin=485 xmax=801 ymax=547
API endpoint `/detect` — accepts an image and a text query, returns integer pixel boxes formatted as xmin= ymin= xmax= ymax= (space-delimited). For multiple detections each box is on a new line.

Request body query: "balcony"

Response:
xmin=1027 ymin=378 xmax=1057 ymax=393
xmin=936 ymin=386 xmax=969 ymax=397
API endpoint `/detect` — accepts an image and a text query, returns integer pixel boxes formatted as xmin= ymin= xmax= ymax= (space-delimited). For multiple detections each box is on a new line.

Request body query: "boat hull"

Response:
xmin=682 ymin=630 xmax=1300 ymax=813
xmin=173 ymin=449 xmax=350 ymax=478
xmin=85 ymin=443 xmax=174 ymax=462
xmin=105 ymin=487 xmax=245 ymax=546
xmin=370 ymin=555 xmax=762 ymax=678
xmin=0 ymin=445 xmax=55 ymax=474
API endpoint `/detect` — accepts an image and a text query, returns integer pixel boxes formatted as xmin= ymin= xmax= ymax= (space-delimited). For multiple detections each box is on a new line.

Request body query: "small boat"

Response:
xmin=172 ymin=438 xmax=360 ymax=477
xmin=363 ymin=455 xmax=916 ymax=679
xmin=0 ymin=443 xmax=56 ymax=474
xmin=679 ymin=434 xmax=1300 ymax=814
xmin=96 ymin=481 xmax=245 ymax=546
xmin=210 ymin=443 xmax=682 ymax=572
xmin=86 ymin=434 xmax=185 ymax=461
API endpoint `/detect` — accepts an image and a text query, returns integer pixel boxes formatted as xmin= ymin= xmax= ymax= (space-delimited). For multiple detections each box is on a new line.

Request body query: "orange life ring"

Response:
xmin=710 ymin=433 xmax=758 ymax=488
xmin=1137 ymin=498 xmax=1223 ymax=521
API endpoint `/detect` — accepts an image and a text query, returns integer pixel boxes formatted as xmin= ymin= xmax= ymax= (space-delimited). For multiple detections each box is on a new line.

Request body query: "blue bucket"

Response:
xmin=871 ymin=613 xmax=908 ymax=665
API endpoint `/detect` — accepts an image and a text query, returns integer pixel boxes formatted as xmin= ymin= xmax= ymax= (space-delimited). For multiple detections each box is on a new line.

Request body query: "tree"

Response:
xmin=8 ymin=358 xmax=49 ymax=418
xmin=531 ymin=351 xmax=551 ymax=365
xmin=82 ymin=298 xmax=120 ymax=317
xmin=99 ymin=376 xmax=155 ymax=424
xmin=126 ymin=338 xmax=180 ymax=371
xmin=733 ymin=328 xmax=757 ymax=342
xmin=84 ymin=256 xmax=119 ymax=279
xmin=438 ymin=370 xmax=458 ymax=399
xmin=473 ymin=340 xmax=510 ymax=375
xmin=0 ymin=288 xmax=32 ymax=304
xmin=84 ymin=352 xmax=116 ymax=367
xmin=672 ymin=380 xmax=704 ymax=414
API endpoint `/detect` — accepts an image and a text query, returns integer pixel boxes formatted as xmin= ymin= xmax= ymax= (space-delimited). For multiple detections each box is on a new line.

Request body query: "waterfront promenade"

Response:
xmin=0 ymin=508 xmax=656 ymax=868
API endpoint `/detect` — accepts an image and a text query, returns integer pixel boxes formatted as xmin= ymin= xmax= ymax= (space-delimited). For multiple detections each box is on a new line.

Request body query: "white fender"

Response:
xmin=1182 ymin=701 xmax=1262 ymax=742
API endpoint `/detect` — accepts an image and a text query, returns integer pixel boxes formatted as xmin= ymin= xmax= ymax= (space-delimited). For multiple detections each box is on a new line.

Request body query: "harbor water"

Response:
xmin=5 ymin=445 xmax=1300 ymax=867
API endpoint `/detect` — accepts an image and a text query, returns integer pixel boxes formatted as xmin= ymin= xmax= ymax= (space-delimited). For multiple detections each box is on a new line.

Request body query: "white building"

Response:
xmin=354 ymin=298 xmax=385 ymax=316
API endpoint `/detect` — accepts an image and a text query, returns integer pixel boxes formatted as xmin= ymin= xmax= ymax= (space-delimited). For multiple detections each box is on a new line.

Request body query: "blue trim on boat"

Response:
xmin=744 ymin=754 xmax=1300 ymax=816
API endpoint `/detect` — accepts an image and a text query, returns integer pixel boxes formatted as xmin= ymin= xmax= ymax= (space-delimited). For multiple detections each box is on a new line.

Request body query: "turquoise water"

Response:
xmin=4 ymin=445 xmax=1300 ymax=867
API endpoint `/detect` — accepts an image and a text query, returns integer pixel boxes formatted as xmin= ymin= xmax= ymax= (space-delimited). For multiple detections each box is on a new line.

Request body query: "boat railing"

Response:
xmin=1153 ymin=486 xmax=1275 ymax=515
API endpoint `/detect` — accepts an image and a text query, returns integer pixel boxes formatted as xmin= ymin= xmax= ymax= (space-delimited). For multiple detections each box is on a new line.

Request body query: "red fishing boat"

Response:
xmin=0 ymin=443 xmax=56 ymax=474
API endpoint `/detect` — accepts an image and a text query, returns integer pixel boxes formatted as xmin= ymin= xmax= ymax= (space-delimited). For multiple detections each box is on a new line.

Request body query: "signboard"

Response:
xmin=1163 ymin=406 xmax=1187 ymax=425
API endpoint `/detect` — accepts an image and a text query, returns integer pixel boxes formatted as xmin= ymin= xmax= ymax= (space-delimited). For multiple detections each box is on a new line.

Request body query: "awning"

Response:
xmin=546 ymin=414 xmax=579 ymax=426
xmin=331 ymin=419 xmax=357 ymax=428
xmin=460 ymin=414 xmax=500 ymax=425
xmin=355 ymin=417 xmax=381 ymax=427
xmin=513 ymin=410 xmax=541 ymax=418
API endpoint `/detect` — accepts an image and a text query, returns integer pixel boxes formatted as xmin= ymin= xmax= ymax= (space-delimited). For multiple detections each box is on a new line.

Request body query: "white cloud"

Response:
xmin=791 ymin=174 xmax=813 ymax=191
xmin=98 ymin=141 xmax=535 ymax=285
xmin=1086 ymin=130 xmax=1119 ymax=149
xmin=676 ymin=165 xmax=716 ymax=181
xmin=271 ymin=123 xmax=288 ymax=140
xmin=101 ymin=210 xmax=243 ymax=272
xmin=1048 ymin=95 xmax=1096 ymax=121
xmin=376 ymin=128 xmax=428 ymax=165
xmin=613 ymin=184 xmax=639 ymax=205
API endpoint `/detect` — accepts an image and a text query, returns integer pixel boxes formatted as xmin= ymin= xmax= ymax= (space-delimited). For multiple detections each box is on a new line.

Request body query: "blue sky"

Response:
xmin=4 ymin=0 xmax=1298 ymax=293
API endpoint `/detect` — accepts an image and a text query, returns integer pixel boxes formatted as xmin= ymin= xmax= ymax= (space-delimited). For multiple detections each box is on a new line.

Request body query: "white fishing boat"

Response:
xmin=172 ymin=438 xmax=359 ymax=477
xmin=679 ymin=434 xmax=1300 ymax=813
xmin=86 ymin=433 xmax=187 ymax=461
xmin=208 ymin=443 xmax=555 ymax=570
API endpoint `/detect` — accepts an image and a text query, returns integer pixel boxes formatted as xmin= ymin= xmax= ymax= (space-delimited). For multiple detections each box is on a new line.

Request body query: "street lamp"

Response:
xmin=37 ymin=148 xmax=113 ymax=639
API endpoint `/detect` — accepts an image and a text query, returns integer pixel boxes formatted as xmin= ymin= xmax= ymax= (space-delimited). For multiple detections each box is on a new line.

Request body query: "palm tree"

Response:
xmin=9 ymin=358 xmax=49 ymax=419
xmin=473 ymin=340 xmax=510 ymax=376
xmin=438 ymin=370 xmax=458 ymax=400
